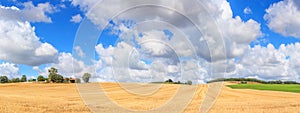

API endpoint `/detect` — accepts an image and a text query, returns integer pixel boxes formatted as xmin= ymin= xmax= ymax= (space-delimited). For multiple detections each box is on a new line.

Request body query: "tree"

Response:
xmin=69 ymin=78 xmax=75 ymax=83
xmin=165 ymin=79 xmax=173 ymax=83
xmin=48 ymin=67 xmax=64 ymax=83
xmin=11 ymin=78 xmax=20 ymax=83
xmin=52 ymin=74 xmax=63 ymax=83
xmin=48 ymin=67 xmax=57 ymax=81
xmin=37 ymin=75 xmax=45 ymax=81
xmin=0 ymin=76 xmax=8 ymax=83
xmin=187 ymin=80 xmax=192 ymax=85
xmin=75 ymin=78 xmax=81 ymax=83
xmin=28 ymin=79 xmax=36 ymax=82
xmin=64 ymin=78 xmax=70 ymax=83
xmin=240 ymin=81 xmax=247 ymax=84
xmin=21 ymin=75 xmax=27 ymax=82
xmin=82 ymin=73 xmax=91 ymax=83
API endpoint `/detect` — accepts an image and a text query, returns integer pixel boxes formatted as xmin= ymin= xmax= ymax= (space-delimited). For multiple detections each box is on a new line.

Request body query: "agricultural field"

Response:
xmin=227 ymin=84 xmax=300 ymax=93
xmin=0 ymin=82 xmax=300 ymax=113
xmin=0 ymin=83 xmax=90 ymax=113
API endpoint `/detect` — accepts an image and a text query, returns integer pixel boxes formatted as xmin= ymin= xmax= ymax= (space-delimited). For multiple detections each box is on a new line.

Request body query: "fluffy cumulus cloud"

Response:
xmin=70 ymin=0 xmax=264 ymax=83
xmin=0 ymin=2 xmax=59 ymax=66
xmin=124 ymin=41 xmax=300 ymax=83
xmin=38 ymin=52 xmax=94 ymax=78
xmin=72 ymin=0 xmax=261 ymax=61
xmin=0 ymin=62 xmax=20 ymax=79
xmin=70 ymin=14 xmax=82 ymax=23
xmin=264 ymin=0 xmax=300 ymax=38
xmin=0 ymin=2 xmax=56 ymax=23
xmin=207 ymin=0 xmax=261 ymax=59
xmin=92 ymin=30 xmax=212 ymax=83
xmin=243 ymin=7 xmax=252 ymax=14
xmin=225 ymin=43 xmax=300 ymax=82
xmin=74 ymin=46 xmax=85 ymax=57
xmin=0 ymin=19 xmax=58 ymax=66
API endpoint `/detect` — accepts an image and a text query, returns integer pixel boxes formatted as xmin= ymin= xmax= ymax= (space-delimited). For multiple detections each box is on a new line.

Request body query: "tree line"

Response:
xmin=0 ymin=67 xmax=92 ymax=84
xmin=207 ymin=78 xmax=300 ymax=84
xmin=0 ymin=75 xmax=27 ymax=83
xmin=151 ymin=79 xmax=193 ymax=85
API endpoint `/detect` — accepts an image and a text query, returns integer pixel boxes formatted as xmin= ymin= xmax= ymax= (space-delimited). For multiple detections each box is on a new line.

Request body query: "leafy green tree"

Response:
xmin=21 ymin=75 xmax=27 ymax=82
xmin=75 ymin=78 xmax=81 ymax=83
xmin=52 ymin=74 xmax=63 ymax=83
xmin=37 ymin=75 xmax=45 ymax=81
xmin=240 ymin=81 xmax=247 ymax=84
xmin=11 ymin=78 xmax=20 ymax=83
xmin=48 ymin=67 xmax=64 ymax=83
xmin=187 ymin=80 xmax=192 ymax=85
xmin=28 ymin=79 xmax=36 ymax=82
xmin=48 ymin=67 xmax=57 ymax=81
xmin=82 ymin=73 xmax=91 ymax=83
xmin=69 ymin=78 xmax=75 ymax=83
xmin=64 ymin=78 xmax=70 ymax=83
xmin=0 ymin=76 xmax=8 ymax=83
xmin=165 ymin=79 xmax=173 ymax=83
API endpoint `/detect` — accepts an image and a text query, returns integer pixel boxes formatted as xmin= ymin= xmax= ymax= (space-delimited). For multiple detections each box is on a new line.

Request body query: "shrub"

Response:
xmin=82 ymin=73 xmax=91 ymax=83
xmin=37 ymin=75 xmax=45 ymax=81
xmin=75 ymin=78 xmax=81 ymax=83
xmin=64 ymin=78 xmax=70 ymax=83
xmin=48 ymin=67 xmax=64 ymax=83
xmin=0 ymin=76 xmax=8 ymax=83
xmin=11 ymin=78 xmax=20 ymax=83
xmin=187 ymin=80 xmax=192 ymax=85
xmin=240 ymin=81 xmax=247 ymax=84
xmin=165 ymin=79 xmax=173 ymax=83
xmin=21 ymin=75 xmax=27 ymax=82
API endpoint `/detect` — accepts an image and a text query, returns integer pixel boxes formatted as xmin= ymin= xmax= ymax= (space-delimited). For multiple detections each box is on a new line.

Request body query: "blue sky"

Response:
xmin=228 ymin=0 xmax=300 ymax=48
xmin=0 ymin=0 xmax=300 ymax=82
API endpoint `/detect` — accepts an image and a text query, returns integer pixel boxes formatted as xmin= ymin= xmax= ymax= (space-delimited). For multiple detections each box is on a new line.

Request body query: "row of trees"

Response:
xmin=0 ymin=75 xmax=27 ymax=83
xmin=0 ymin=67 xmax=92 ymax=84
xmin=207 ymin=78 xmax=300 ymax=84
xmin=163 ymin=79 xmax=193 ymax=85
xmin=47 ymin=67 xmax=91 ymax=83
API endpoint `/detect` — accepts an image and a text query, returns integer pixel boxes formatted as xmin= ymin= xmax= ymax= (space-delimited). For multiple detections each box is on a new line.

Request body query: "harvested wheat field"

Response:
xmin=0 ymin=82 xmax=300 ymax=113
xmin=0 ymin=83 xmax=90 ymax=113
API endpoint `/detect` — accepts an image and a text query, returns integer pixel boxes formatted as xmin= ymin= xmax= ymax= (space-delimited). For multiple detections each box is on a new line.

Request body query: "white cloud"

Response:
xmin=93 ymin=40 xmax=300 ymax=83
xmin=264 ymin=0 xmax=300 ymax=38
xmin=0 ymin=19 xmax=58 ymax=66
xmin=204 ymin=0 xmax=262 ymax=60
xmin=35 ymin=43 xmax=58 ymax=56
xmin=95 ymin=44 xmax=114 ymax=66
xmin=74 ymin=46 xmax=85 ymax=57
xmin=70 ymin=14 xmax=82 ymax=23
xmin=38 ymin=52 xmax=94 ymax=78
xmin=226 ymin=43 xmax=300 ymax=82
xmin=243 ymin=7 xmax=252 ymax=14
xmin=73 ymin=0 xmax=261 ymax=62
xmin=72 ymin=0 xmax=267 ymax=83
xmin=0 ymin=2 xmax=59 ymax=66
xmin=71 ymin=0 xmax=99 ymax=11
xmin=0 ymin=62 xmax=20 ymax=79
xmin=0 ymin=2 xmax=56 ymax=23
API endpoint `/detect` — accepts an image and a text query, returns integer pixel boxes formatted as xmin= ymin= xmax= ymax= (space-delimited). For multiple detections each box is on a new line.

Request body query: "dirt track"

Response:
xmin=0 ymin=83 xmax=299 ymax=113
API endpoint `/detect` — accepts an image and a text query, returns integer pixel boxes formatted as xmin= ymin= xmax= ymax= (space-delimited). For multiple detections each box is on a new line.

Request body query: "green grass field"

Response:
xmin=227 ymin=84 xmax=300 ymax=93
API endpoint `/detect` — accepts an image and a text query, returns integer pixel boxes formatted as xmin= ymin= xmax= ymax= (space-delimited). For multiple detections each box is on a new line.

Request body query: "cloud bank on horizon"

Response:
xmin=0 ymin=0 xmax=299 ymax=83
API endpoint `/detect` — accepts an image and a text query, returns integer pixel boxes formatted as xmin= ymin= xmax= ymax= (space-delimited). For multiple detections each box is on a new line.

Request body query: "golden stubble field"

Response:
xmin=0 ymin=82 xmax=299 ymax=113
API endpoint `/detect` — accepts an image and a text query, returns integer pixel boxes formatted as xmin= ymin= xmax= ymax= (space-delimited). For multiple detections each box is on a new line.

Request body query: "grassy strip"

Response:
xmin=227 ymin=84 xmax=300 ymax=93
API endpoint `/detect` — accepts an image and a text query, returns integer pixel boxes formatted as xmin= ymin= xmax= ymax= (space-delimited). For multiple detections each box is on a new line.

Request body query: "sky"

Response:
xmin=0 ymin=0 xmax=300 ymax=83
